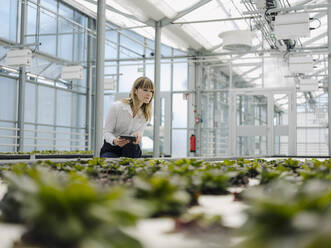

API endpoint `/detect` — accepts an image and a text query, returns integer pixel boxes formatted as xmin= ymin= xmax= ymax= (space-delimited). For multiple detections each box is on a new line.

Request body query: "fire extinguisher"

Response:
xmin=190 ymin=134 xmax=196 ymax=153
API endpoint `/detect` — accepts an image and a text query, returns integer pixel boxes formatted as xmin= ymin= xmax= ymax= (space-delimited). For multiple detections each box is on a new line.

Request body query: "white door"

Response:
xmin=230 ymin=88 xmax=296 ymax=156
xmin=272 ymin=91 xmax=297 ymax=156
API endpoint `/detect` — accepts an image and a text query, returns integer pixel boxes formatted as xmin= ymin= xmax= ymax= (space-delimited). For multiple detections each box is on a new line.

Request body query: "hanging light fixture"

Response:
xmin=218 ymin=30 xmax=255 ymax=51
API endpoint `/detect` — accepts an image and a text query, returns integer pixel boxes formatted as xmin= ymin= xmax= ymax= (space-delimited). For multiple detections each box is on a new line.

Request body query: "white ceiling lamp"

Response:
xmin=289 ymin=55 xmax=314 ymax=74
xmin=299 ymin=78 xmax=318 ymax=92
xmin=274 ymin=13 xmax=310 ymax=40
xmin=5 ymin=49 xmax=32 ymax=66
xmin=218 ymin=30 xmax=255 ymax=51
xmin=61 ymin=65 xmax=84 ymax=80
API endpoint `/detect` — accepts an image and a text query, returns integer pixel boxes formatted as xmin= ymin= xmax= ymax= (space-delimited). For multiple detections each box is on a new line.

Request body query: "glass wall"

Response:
xmin=199 ymin=64 xmax=231 ymax=157
xmin=297 ymin=91 xmax=328 ymax=156
xmin=200 ymin=91 xmax=229 ymax=157
xmin=0 ymin=0 xmax=19 ymax=152
xmin=0 ymin=0 xmax=190 ymax=156
xmin=1 ymin=0 xmax=327 ymax=157
xmin=0 ymin=77 xmax=17 ymax=152
xmin=0 ymin=0 xmax=89 ymax=152
xmin=0 ymin=0 xmax=18 ymax=42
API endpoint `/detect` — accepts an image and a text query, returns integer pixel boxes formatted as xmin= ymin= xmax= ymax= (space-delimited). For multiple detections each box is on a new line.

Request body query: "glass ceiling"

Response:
xmin=68 ymin=0 xmax=328 ymax=52
xmin=30 ymin=0 xmax=324 ymax=107
xmin=0 ymin=0 xmax=326 ymax=114
xmin=1 ymin=0 xmax=325 ymax=99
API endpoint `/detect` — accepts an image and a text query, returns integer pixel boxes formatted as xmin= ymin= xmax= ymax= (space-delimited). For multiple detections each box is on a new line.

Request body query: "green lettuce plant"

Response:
xmin=133 ymin=174 xmax=190 ymax=217
xmin=239 ymin=179 xmax=331 ymax=248
xmin=0 ymin=168 xmax=147 ymax=248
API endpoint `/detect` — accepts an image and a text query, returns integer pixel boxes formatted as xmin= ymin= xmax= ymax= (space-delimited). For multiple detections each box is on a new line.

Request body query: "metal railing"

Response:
xmin=0 ymin=126 xmax=89 ymax=150
xmin=24 ymin=128 xmax=88 ymax=137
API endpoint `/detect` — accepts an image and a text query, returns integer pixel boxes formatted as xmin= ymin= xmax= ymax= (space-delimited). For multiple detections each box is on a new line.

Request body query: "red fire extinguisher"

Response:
xmin=190 ymin=134 xmax=196 ymax=153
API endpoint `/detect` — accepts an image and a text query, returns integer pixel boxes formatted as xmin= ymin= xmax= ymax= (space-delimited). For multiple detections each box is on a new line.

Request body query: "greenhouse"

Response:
xmin=0 ymin=0 xmax=330 ymax=247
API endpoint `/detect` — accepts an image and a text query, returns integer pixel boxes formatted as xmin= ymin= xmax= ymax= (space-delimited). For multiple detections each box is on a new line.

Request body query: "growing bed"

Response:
xmin=0 ymin=156 xmax=330 ymax=248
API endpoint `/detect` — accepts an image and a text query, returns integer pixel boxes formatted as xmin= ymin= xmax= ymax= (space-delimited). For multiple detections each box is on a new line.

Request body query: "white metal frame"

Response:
xmin=229 ymin=87 xmax=296 ymax=156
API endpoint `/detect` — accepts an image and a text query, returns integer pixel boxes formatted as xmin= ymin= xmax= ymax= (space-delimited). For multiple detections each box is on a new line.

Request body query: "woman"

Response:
xmin=100 ymin=76 xmax=154 ymax=158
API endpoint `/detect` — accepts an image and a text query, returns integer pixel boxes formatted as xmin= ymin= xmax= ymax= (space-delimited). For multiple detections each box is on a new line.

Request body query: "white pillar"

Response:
xmin=328 ymin=1 xmax=331 ymax=155
xmin=153 ymin=21 xmax=161 ymax=157
xmin=17 ymin=0 xmax=27 ymax=151
xmin=94 ymin=0 xmax=105 ymax=156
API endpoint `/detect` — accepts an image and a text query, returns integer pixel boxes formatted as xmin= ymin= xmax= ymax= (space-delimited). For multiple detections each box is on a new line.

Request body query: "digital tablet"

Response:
xmin=119 ymin=135 xmax=137 ymax=142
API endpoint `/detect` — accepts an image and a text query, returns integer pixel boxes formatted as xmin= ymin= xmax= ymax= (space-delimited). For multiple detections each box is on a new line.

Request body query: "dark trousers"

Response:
xmin=100 ymin=140 xmax=142 ymax=158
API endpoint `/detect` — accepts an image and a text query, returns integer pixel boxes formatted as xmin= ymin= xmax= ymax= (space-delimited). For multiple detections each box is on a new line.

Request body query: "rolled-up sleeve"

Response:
xmin=103 ymin=103 xmax=118 ymax=145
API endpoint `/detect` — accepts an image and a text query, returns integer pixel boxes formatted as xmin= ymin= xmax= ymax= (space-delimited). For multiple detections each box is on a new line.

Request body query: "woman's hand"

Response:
xmin=133 ymin=132 xmax=142 ymax=144
xmin=114 ymin=137 xmax=129 ymax=147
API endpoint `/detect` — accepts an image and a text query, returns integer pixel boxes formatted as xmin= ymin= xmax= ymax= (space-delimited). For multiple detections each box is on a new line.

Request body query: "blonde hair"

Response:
xmin=121 ymin=77 xmax=154 ymax=121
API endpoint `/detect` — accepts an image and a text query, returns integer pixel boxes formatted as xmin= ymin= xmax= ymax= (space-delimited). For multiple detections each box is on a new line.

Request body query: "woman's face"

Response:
xmin=135 ymin=87 xmax=153 ymax=104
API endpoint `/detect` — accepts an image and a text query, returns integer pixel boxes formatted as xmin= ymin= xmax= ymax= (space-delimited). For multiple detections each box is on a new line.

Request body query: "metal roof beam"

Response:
xmin=33 ymin=50 xmax=74 ymax=66
xmin=29 ymin=0 xmax=152 ymax=58
xmin=106 ymin=25 xmax=148 ymax=31
xmin=80 ymin=0 xmax=155 ymax=26
xmin=28 ymin=0 xmax=95 ymax=34
xmin=310 ymin=67 xmax=328 ymax=76
xmin=265 ymin=4 xmax=327 ymax=14
xmin=172 ymin=16 xmax=256 ymax=25
xmin=243 ymin=4 xmax=327 ymax=15
xmin=62 ymin=0 xmax=96 ymax=18
xmin=246 ymin=76 xmax=261 ymax=84
xmin=161 ymin=0 xmax=212 ymax=27
xmin=293 ymin=0 xmax=318 ymax=7
xmin=238 ymin=65 xmax=260 ymax=78
xmin=312 ymin=11 xmax=327 ymax=19
xmin=302 ymin=32 xmax=327 ymax=46
xmin=101 ymin=45 xmax=328 ymax=62
xmin=215 ymin=0 xmax=239 ymax=29
xmin=37 ymin=62 xmax=53 ymax=75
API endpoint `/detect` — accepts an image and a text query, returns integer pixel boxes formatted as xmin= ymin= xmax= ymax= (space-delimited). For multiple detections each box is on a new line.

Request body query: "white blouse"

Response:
xmin=103 ymin=101 xmax=147 ymax=145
